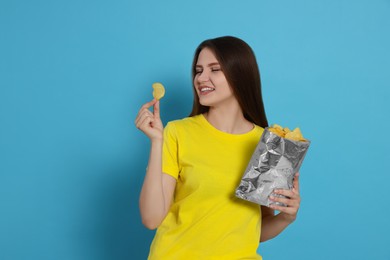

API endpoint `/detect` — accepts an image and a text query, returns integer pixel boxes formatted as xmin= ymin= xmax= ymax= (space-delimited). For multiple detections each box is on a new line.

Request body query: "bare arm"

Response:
xmin=260 ymin=173 xmax=301 ymax=242
xmin=135 ymin=99 xmax=177 ymax=230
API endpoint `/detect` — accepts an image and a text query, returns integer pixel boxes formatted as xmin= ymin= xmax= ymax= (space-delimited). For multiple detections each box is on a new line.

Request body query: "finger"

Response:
xmin=269 ymin=195 xmax=292 ymax=206
xmin=135 ymin=110 xmax=154 ymax=126
xmin=269 ymin=200 xmax=299 ymax=212
xmin=154 ymin=100 xmax=160 ymax=119
xmin=269 ymin=203 xmax=294 ymax=213
xmin=138 ymin=99 xmax=157 ymax=116
xmin=269 ymin=203 xmax=283 ymax=211
xmin=136 ymin=113 xmax=153 ymax=129
xmin=273 ymin=189 xmax=296 ymax=199
xmin=293 ymin=172 xmax=300 ymax=193
xmin=269 ymin=204 xmax=298 ymax=218
xmin=138 ymin=108 xmax=154 ymax=119
xmin=270 ymin=195 xmax=300 ymax=209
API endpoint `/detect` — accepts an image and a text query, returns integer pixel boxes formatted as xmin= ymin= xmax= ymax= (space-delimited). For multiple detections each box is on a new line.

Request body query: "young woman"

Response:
xmin=135 ymin=36 xmax=301 ymax=259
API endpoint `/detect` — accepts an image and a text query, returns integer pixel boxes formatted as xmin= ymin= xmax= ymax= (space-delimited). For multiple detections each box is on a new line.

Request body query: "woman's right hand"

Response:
xmin=135 ymin=99 xmax=163 ymax=141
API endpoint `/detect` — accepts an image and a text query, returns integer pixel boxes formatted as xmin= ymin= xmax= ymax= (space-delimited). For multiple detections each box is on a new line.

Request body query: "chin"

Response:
xmin=199 ymin=100 xmax=213 ymax=107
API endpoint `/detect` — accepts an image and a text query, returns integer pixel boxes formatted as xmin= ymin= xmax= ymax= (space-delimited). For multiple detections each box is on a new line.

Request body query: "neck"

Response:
xmin=204 ymin=106 xmax=254 ymax=134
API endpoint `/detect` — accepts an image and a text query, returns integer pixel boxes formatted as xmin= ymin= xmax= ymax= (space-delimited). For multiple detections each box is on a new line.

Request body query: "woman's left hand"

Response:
xmin=269 ymin=172 xmax=301 ymax=223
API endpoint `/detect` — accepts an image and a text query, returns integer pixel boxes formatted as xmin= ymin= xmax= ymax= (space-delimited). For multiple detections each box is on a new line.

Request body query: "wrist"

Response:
xmin=278 ymin=212 xmax=296 ymax=224
xmin=150 ymin=137 xmax=163 ymax=145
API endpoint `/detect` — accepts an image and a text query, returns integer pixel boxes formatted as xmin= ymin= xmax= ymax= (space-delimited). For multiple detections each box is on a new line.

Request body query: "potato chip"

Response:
xmin=268 ymin=124 xmax=307 ymax=142
xmin=269 ymin=127 xmax=285 ymax=137
xmin=273 ymin=124 xmax=283 ymax=130
xmin=285 ymin=128 xmax=306 ymax=141
xmin=152 ymin=82 xmax=165 ymax=100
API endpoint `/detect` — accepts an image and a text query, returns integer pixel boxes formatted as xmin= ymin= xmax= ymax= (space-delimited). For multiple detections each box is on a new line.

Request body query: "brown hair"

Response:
xmin=189 ymin=36 xmax=268 ymax=128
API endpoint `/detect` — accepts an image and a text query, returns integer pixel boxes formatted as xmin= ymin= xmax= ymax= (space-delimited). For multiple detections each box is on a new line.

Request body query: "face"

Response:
xmin=194 ymin=48 xmax=236 ymax=108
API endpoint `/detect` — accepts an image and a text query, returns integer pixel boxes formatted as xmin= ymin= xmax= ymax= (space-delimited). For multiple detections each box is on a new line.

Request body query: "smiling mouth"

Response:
xmin=199 ymin=86 xmax=215 ymax=93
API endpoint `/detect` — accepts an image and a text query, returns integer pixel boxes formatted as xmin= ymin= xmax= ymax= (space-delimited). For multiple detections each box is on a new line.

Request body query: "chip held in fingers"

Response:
xmin=268 ymin=124 xmax=307 ymax=142
xmin=152 ymin=82 xmax=165 ymax=100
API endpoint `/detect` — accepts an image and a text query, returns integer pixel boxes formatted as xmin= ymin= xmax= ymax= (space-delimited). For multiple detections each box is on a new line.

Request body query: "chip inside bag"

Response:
xmin=235 ymin=124 xmax=311 ymax=207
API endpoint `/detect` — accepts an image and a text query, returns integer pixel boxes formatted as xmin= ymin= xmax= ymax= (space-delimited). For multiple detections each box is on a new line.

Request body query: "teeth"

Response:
xmin=201 ymin=87 xmax=214 ymax=92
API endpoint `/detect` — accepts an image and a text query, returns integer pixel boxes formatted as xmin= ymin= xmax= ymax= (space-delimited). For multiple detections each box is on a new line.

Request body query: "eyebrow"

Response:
xmin=196 ymin=62 xmax=220 ymax=67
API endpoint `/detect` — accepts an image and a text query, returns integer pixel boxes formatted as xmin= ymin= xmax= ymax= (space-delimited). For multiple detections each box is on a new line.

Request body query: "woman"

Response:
xmin=135 ymin=36 xmax=301 ymax=259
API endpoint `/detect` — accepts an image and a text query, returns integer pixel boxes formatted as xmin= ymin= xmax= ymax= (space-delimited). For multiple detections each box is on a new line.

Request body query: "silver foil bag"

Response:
xmin=235 ymin=128 xmax=310 ymax=207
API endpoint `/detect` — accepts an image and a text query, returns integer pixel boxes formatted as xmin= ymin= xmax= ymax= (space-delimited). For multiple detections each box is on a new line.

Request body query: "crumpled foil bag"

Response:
xmin=235 ymin=128 xmax=311 ymax=207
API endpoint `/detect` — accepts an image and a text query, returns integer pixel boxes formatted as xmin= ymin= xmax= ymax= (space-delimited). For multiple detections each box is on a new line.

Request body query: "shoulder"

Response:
xmin=164 ymin=115 xmax=203 ymax=138
xmin=253 ymin=124 xmax=265 ymax=139
xmin=165 ymin=115 xmax=203 ymax=129
xmin=254 ymin=124 xmax=264 ymax=133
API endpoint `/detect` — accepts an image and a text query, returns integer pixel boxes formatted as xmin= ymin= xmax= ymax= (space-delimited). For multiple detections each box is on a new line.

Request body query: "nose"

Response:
xmin=197 ymin=70 xmax=209 ymax=83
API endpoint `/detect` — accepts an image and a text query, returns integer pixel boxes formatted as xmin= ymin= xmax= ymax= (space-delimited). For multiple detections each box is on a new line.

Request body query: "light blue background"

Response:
xmin=1 ymin=0 xmax=389 ymax=259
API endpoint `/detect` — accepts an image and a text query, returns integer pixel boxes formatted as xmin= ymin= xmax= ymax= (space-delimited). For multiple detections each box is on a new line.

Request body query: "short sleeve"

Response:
xmin=162 ymin=122 xmax=180 ymax=180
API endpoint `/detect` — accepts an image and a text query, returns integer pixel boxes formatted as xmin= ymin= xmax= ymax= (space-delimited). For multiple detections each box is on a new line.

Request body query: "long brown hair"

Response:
xmin=189 ymin=36 xmax=268 ymax=128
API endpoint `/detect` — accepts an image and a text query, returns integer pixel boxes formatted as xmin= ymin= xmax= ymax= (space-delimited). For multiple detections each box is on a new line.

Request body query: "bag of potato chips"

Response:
xmin=235 ymin=125 xmax=311 ymax=207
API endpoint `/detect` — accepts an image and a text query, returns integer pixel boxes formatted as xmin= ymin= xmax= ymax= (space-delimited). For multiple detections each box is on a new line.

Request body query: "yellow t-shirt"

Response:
xmin=148 ymin=114 xmax=264 ymax=260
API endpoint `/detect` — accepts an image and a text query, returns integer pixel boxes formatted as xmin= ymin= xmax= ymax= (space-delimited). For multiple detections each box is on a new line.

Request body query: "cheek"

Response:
xmin=214 ymin=77 xmax=230 ymax=89
xmin=193 ymin=75 xmax=199 ymax=85
xmin=214 ymin=73 xmax=228 ymax=84
xmin=192 ymin=83 xmax=199 ymax=95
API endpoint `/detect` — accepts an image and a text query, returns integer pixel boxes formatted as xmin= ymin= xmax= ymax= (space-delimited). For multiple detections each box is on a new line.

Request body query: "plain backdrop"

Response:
xmin=1 ymin=0 xmax=390 ymax=259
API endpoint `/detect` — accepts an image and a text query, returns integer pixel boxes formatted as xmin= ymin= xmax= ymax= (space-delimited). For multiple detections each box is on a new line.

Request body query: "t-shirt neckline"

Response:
xmin=197 ymin=113 xmax=260 ymax=140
